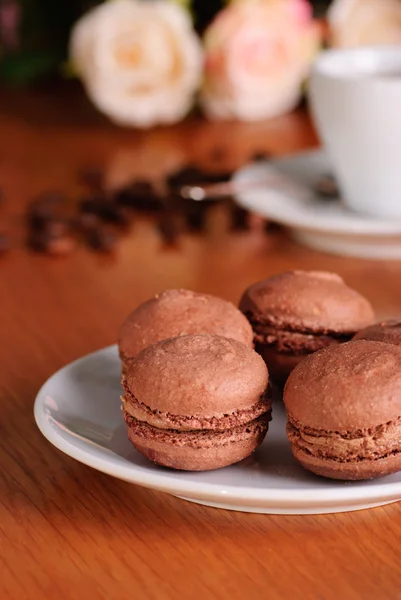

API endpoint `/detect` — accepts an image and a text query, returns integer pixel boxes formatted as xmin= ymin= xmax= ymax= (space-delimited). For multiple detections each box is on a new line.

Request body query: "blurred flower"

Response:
xmin=201 ymin=0 xmax=320 ymax=122
xmin=70 ymin=0 xmax=203 ymax=128
xmin=0 ymin=0 xmax=20 ymax=51
xmin=328 ymin=0 xmax=401 ymax=48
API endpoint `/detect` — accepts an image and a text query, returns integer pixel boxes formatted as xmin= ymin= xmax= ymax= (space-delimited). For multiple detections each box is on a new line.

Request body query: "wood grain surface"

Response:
xmin=1 ymin=85 xmax=400 ymax=600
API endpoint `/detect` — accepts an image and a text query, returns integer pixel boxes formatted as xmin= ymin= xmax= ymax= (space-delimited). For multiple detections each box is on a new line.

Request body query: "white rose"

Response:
xmin=329 ymin=0 xmax=401 ymax=48
xmin=70 ymin=0 xmax=203 ymax=127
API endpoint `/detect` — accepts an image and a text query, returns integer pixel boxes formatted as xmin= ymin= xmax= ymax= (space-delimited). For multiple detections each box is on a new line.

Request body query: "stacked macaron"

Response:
xmin=118 ymin=289 xmax=269 ymax=471
xmin=118 ymin=273 xmax=401 ymax=482
xmin=122 ymin=335 xmax=271 ymax=471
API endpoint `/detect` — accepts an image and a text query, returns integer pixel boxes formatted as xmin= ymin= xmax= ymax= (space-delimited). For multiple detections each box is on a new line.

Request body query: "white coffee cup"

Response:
xmin=309 ymin=46 xmax=401 ymax=220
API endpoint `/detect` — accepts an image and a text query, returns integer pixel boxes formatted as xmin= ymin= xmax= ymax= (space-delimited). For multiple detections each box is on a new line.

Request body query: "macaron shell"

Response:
xmin=119 ymin=289 xmax=254 ymax=362
xmin=126 ymin=414 xmax=269 ymax=471
xmin=126 ymin=334 xmax=268 ymax=416
xmin=291 ymin=444 xmax=401 ymax=481
xmin=284 ymin=341 xmax=401 ymax=430
xmin=354 ymin=319 xmax=401 ymax=346
xmin=239 ymin=271 xmax=375 ymax=333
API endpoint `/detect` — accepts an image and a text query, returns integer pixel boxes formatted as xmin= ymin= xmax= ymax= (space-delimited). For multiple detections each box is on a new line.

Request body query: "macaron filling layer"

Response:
xmin=124 ymin=412 xmax=270 ymax=449
xmin=122 ymin=382 xmax=272 ymax=431
xmin=246 ymin=314 xmax=353 ymax=355
xmin=287 ymin=417 xmax=401 ymax=463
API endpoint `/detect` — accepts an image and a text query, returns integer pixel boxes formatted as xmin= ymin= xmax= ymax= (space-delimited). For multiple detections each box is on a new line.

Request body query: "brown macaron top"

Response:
xmin=125 ymin=334 xmax=268 ymax=417
xmin=239 ymin=270 xmax=375 ymax=333
xmin=284 ymin=340 xmax=401 ymax=430
xmin=119 ymin=289 xmax=254 ymax=361
xmin=353 ymin=319 xmax=401 ymax=346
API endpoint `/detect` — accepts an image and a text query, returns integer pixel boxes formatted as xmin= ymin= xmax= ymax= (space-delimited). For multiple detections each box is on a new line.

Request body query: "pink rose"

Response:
xmin=329 ymin=0 xmax=401 ymax=49
xmin=201 ymin=0 xmax=320 ymax=121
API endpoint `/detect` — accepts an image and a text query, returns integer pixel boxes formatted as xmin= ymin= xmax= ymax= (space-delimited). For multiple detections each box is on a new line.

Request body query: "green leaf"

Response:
xmin=0 ymin=52 xmax=60 ymax=84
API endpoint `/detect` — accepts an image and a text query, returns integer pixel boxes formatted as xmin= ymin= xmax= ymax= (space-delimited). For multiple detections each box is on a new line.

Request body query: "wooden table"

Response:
xmin=1 ymin=85 xmax=400 ymax=600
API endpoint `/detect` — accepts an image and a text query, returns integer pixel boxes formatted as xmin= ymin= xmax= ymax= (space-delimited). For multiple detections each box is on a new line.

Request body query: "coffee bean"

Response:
xmin=251 ymin=151 xmax=271 ymax=162
xmin=28 ymin=230 xmax=75 ymax=255
xmin=27 ymin=191 xmax=66 ymax=229
xmin=79 ymin=196 xmax=130 ymax=226
xmin=78 ymin=166 xmax=104 ymax=191
xmin=228 ymin=200 xmax=250 ymax=231
xmin=115 ymin=180 xmax=162 ymax=211
xmin=86 ymin=227 xmax=117 ymax=252
xmin=167 ymin=165 xmax=232 ymax=191
xmin=157 ymin=210 xmax=181 ymax=246
xmin=45 ymin=219 xmax=70 ymax=238
xmin=264 ymin=220 xmax=282 ymax=233
xmin=47 ymin=236 xmax=75 ymax=256
xmin=167 ymin=166 xmax=204 ymax=189
xmin=184 ymin=205 xmax=208 ymax=232
xmin=79 ymin=196 xmax=105 ymax=215
xmin=76 ymin=212 xmax=101 ymax=232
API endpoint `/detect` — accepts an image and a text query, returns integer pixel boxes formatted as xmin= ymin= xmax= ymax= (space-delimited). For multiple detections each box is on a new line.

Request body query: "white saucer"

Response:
xmin=34 ymin=346 xmax=401 ymax=515
xmin=235 ymin=150 xmax=401 ymax=259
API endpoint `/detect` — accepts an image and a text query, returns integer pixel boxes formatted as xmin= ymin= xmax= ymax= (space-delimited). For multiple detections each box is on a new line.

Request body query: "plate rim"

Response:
xmin=234 ymin=149 xmax=401 ymax=237
xmin=34 ymin=345 xmax=401 ymax=508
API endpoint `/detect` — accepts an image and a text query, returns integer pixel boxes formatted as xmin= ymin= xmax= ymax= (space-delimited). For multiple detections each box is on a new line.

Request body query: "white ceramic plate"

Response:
xmin=235 ymin=150 xmax=401 ymax=259
xmin=34 ymin=346 xmax=401 ymax=515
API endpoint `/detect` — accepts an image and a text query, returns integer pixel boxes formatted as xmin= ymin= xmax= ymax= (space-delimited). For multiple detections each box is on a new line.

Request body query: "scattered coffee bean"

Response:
xmin=115 ymin=180 xmax=162 ymax=211
xmin=167 ymin=165 xmax=232 ymax=191
xmin=46 ymin=236 xmax=76 ymax=256
xmin=228 ymin=200 xmax=250 ymax=231
xmin=27 ymin=191 xmax=66 ymax=229
xmin=251 ymin=151 xmax=271 ymax=162
xmin=78 ymin=166 xmax=104 ymax=192
xmin=264 ymin=219 xmax=273 ymax=233
xmin=97 ymin=203 xmax=130 ymax=226
xmin=167 ymin=166 xmax=205 ymax=189
xmin=184 ymin=204 xmax=208 ymax=232
xmin=86 ymin=227 xmax=117 ymax=252
xmin=28 ymin=230 xmax=75 ymax=255
xmin=79 ymin=196 xmax=130 ymax=226
xmin=157 ymin=209 xmax=181 ymax=246
xmin=264 ymin=220 xmax=282 ymax=233
xmin=79 ymin=196 xmax=106 ymax=215
xmin=76 ymin=212 xmax=101 ymax=232
xmin=315 ymin=174 xmax=338 ymax=199
xmin=206 ymin=169 xmax=233 ymax=184
xmin=44 ymin=219 xmax=70 ymax=238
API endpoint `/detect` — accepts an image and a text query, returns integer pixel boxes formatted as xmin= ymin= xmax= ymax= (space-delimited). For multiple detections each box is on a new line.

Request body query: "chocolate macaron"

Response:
xmin=239 ymin=271 xmax=374 ymax=384
xmin=353 ymin=319 xmax=401 ymax=347
xmin=119 ymin=289 xmax=253 ymax=372
xmin=122 ymin=334 xmax=271 ymax=471
xmin=284 ymin=341 xmax=401 ymax=481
